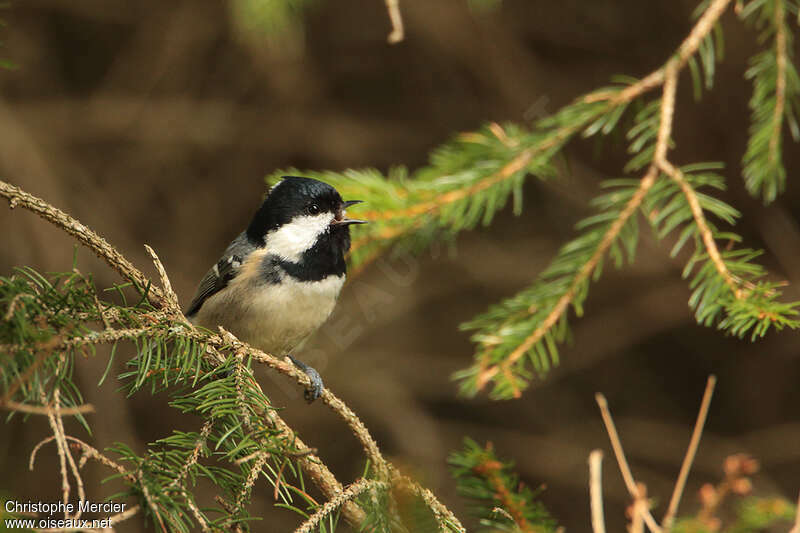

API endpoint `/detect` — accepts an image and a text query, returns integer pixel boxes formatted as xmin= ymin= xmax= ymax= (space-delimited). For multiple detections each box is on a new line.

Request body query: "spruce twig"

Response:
xmin=293 ymin=478 xmax=383 ymax=533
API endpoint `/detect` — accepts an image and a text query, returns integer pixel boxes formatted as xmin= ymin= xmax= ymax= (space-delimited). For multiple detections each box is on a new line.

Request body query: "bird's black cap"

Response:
xmin=246 ymin=176 xmax=344 ymax=243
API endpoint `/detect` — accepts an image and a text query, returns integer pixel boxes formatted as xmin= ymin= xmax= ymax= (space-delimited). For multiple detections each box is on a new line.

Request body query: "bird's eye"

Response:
xmin=306 ymin=203 xmax=321 ymax=215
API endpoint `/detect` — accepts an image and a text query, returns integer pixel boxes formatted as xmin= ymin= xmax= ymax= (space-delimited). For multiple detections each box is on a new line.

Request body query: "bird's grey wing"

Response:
xmin=185 ymin=235 xmax=254 ymax=317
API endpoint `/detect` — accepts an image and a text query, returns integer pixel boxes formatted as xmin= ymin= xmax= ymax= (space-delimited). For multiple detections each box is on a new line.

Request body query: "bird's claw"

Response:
xmin=288 ymin=355 xmax=324 ymax=403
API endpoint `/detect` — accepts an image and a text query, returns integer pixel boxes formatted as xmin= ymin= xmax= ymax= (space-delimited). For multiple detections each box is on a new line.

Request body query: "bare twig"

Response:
xmin=184 ymin=494 xmax=212 ymax=533
xmin=40 ymin=388 xmax=72 ymax=517
xmin=588 ymin=450 xmax=606 ymax=533
xmin=52 ymin=389 xmax=87 ymax=519
xmin=384 ymin=0 xmax=404 ymax=44
xmin=595 ymin=393 xmax=662 ymax=533
xmin=30 ymin=434 xmax=135 ymax=483
xmin=0 ymin=399 xmax=95 ymax=415
xmin=662 ymin=375 xmax=717 ymax=531
xmin=631 ymin=483 xmax=647 ymax=533
xmin=144 ymin=244 xmax=182 ymax=314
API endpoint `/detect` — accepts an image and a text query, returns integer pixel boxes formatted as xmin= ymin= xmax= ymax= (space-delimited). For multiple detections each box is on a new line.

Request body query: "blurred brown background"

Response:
xmin=1 ymin=0 xmax=800 ymax=531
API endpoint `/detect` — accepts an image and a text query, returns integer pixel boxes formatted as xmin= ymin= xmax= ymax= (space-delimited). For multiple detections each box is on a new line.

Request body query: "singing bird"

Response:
xmin=186 ymin=176 xmax=366 ymax=401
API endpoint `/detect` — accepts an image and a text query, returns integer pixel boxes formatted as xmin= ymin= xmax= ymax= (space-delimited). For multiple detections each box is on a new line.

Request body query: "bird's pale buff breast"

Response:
xmin=190 ymin=248 xmax=345 ymax=354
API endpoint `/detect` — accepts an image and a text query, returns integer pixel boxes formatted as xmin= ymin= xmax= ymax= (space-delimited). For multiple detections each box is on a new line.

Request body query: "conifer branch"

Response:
xmin=657 ymin=161 xmax=743 ymax=298
xmin=475 ymin=167 xmax=658 ymax=395
xmin=0 ymin=180 xmax=466 ymax=532
xmin=741 ymin=0 xmax=799 ymax=202
xmin=770 ymin=0 xmax=787 ymax=169
xmin=448 ymin=438 xmax=556 ymax=532
xmin=454 ymin=0 xmax=799 ymax=398
xmin=294 ymin=478 xmax=383 ymax=533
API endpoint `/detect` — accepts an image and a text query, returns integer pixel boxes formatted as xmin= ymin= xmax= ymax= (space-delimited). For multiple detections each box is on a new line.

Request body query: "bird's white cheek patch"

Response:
xmin=265 ymin=213 xmax=333 ymax=262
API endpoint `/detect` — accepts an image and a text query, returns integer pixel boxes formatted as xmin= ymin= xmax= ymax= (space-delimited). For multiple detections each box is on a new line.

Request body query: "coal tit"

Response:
xmin=186 ymin=176 xmax=366 ymax=401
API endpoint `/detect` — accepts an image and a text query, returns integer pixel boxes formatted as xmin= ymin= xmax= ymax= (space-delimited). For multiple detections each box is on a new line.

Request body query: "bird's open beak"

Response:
xmin=332 ymin=200 xmax=367 ymax=226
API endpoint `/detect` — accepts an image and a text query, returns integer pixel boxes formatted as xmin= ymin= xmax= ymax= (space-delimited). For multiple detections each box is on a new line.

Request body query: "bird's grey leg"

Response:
xmin=288 ymin=355 xmax=324 ymax=403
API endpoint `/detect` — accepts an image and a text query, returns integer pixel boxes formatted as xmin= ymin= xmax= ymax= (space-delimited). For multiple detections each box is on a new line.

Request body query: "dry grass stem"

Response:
xmin=588 ymin=450 xmax=606 ymax=533
xmin=595 ymin=393 xmax=662 ymax=533
xmin=384 ymin=0 xmax=404 ymax=44
xmin=662 ymin=375 xmax=717 ymax=531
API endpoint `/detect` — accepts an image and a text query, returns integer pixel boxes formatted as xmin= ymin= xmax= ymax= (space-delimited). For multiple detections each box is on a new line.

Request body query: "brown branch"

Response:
xmin=0 ymin=180 xmax=165 ymax=307
xmin=217 ymin=328 xmax=388 ymax=475
xmin=595 ymin=394 xmax=662 ymax=533
xmin=662 ymin=375 xmax=717 ymax=531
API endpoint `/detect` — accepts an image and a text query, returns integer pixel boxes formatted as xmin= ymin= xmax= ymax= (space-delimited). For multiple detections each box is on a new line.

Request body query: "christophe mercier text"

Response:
xmin=4 ymin=499 xmax=127 ymax=529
